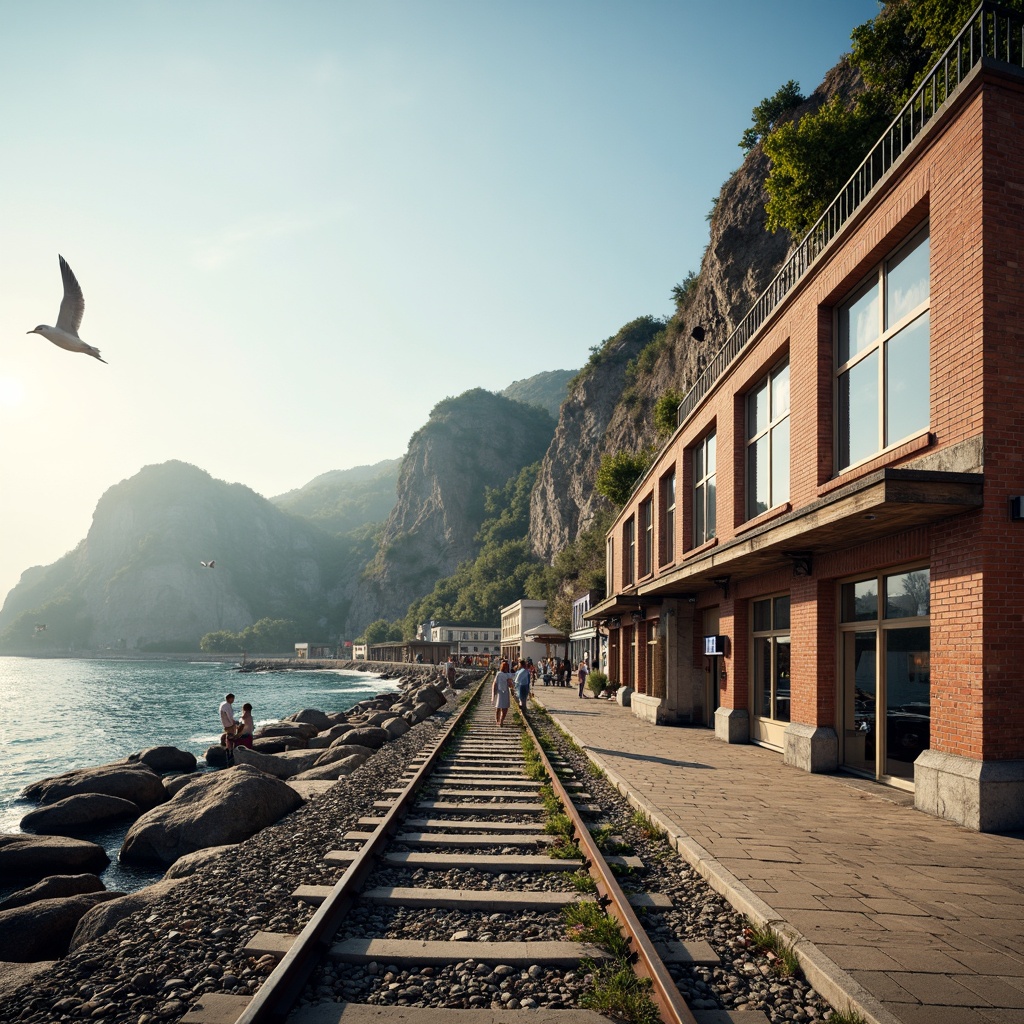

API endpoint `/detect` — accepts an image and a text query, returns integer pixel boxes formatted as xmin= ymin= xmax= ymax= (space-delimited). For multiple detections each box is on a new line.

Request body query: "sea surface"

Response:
xmin=0 ymin=656 xmax=398 ymax=898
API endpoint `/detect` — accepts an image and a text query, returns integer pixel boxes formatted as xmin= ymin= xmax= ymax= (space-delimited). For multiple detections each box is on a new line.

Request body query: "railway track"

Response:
xmin=181 ymin=681 xmax=759 ymax=1024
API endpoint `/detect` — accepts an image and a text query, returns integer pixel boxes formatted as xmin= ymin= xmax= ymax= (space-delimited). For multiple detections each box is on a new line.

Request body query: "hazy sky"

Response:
xmin=0 ymin=0 xmax=878 ymax=603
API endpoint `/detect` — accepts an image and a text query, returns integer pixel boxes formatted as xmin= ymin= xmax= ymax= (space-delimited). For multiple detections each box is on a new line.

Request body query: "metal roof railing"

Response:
xmin=677 ymin=1 xmax=1024 ymax=428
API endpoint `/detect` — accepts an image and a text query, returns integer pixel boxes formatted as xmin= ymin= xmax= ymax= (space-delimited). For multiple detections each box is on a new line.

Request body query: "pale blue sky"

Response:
xmin=0 ymin=0 xmax=879 ymax=602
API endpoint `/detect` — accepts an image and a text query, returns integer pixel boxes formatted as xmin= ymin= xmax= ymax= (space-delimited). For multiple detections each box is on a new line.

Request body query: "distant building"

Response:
xmin=570 ymin=591 xmax=604 ymax=671
xmin=294 ymin=642 xmax=336 ymax=659
xmin=500 ymin=599 xmax=548 ymax=665
xmin=419 ymin=620 xmax=501 ymax=661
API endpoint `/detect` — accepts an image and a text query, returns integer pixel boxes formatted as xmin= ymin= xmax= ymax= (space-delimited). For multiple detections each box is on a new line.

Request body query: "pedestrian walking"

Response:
xmin=513 ymin=659 xmax=532 ymax=712
xmin=492 ymin=660 xmax=513 ymax=727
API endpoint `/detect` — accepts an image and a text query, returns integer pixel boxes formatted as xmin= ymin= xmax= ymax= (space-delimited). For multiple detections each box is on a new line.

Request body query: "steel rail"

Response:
xmin=518 ymin=703 xmax=699 ymax=1024
xmin=233 ymin=675 xmax=489 ymax=1024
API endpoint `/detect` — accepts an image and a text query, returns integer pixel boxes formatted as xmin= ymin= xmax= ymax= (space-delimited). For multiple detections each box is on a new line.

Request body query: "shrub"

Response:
xmin=586 ymin=670 xmax=609 ymax=696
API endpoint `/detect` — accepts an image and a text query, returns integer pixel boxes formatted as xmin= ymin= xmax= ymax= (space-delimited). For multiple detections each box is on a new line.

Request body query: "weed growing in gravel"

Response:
xmin=549 ymin=835 xmax=583 ymax=859
xmin=585 ymin=760 xmax=605 ymax=779
xmin=746 ymin=922 xmax=800 ymax=976
xmin=545 ymin=813 xmax=574 ymax=838
xmin=539 ymin=784 xmax=562 ymax=817
xmin=628 ymin=808 xmax=666 ymax=841
xmin=825 ymin=1009 xmax=868 ymax=1024
xmin=521 ymin=736 xmax=547 ymax=781
xmin=570 ymin=870 xmax=597 ymax=893
xmin=578 ymin=957 xmax=661 ymax=1024
xmin=588 ymin=824 xmax=633 ymax=855
xmin=563 ymin=901 xmax=629 ymax=956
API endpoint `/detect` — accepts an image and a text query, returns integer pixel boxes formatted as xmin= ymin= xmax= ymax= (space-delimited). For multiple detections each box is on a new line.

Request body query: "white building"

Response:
xmin=420 ymin=620 xmax=501 ymax=661
xmin=500 ymin=599 xmax=549 ymax=666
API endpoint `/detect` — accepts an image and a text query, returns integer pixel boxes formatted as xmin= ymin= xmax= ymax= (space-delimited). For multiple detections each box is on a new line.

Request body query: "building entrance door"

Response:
xmin=840 ymin=568 xmax=931 ymax=785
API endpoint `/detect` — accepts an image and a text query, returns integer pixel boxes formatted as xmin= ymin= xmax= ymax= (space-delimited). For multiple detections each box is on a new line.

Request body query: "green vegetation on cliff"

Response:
xmin=762 ymin=0 xmax=1024 ymax=237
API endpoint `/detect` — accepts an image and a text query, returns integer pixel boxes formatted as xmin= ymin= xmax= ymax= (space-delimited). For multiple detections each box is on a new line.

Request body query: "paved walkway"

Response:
xmin=532 ymin=685 xmax=1024 ymax=1024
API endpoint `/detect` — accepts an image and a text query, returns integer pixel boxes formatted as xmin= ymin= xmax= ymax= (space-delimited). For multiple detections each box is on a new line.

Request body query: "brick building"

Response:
xmin=588 ymin=6 xmax=1024 ymax=831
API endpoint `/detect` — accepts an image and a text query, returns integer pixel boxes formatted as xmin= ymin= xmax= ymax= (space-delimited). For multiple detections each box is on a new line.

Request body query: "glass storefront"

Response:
xmin=751 ymin=594 xmax=791 ymax=747
xmin=840 ymin=567 xmax=930 ymax=784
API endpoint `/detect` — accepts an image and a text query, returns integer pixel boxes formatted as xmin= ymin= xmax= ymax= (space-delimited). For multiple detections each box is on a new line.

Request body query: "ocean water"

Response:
xmin=0 ymin=656 xmax=398 ymax=897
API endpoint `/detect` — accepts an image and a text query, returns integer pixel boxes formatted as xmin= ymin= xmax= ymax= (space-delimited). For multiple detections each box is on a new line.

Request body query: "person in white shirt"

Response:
xmin=219 ymin=693 xmax=238 ymax=761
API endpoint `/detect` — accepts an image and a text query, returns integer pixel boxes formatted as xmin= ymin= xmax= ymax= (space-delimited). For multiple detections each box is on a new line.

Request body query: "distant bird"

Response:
xmin=201 ymin=560 xmax=215 ymax=568
xmin=27 ymin=255 xmax=107 ymax=364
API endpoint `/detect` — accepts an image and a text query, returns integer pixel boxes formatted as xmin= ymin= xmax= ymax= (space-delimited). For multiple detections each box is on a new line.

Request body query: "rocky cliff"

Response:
xmin=356 ymin=388 xmax=556 ymax=624
xmin=529 ymin=60 xmax=862 ymax=563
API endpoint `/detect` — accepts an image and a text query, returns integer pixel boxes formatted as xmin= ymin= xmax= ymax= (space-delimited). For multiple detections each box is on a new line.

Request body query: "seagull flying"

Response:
xmin=27 ymin=255 xmax=107 ymax=364
xmin=201 ymin=560 xmax=215 ymax=568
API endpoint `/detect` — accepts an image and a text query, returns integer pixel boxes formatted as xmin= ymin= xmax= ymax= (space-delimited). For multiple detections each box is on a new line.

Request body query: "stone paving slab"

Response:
xmin=532 ymin=688 xmax=1024 ymax=1024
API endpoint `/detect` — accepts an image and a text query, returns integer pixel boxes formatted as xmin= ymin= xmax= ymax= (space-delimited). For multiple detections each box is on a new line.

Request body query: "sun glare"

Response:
xmin=0 ymin=376 xmax=25 ymax=409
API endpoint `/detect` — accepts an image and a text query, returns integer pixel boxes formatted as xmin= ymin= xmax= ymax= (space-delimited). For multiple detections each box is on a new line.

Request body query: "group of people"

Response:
xmin=535 ymin=657 xmax=591 ymax=697
xmin=490 ymin=658 xmax=532 ymax=725
xmin=218 ymin=693 xmax=254 ymax=764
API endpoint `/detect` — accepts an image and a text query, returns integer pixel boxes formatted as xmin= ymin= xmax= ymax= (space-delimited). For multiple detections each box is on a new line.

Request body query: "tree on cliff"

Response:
xmin=763 ymin=0 xmax=1024 ymax=237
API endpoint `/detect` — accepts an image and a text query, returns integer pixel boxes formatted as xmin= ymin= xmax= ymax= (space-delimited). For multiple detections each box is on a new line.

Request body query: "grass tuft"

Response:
xmin=577 ymin=957 xmax=660 ymax=1024
xmin=746 ymin=922 xmax=800 ymax=977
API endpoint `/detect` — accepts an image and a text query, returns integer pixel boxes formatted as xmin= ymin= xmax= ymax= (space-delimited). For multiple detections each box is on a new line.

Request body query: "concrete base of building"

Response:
xmin=615 ymin=686 xmax=632 ymax=708
xmin=783 ymin=723 xmax=839 ymax=773
xmin=915 ymin=749 xmax=1024 ymax=832
xmin=715 ymin=707 xmax=749 ymax=744
xmin=631 ymin=692 xmax=664 ymax=724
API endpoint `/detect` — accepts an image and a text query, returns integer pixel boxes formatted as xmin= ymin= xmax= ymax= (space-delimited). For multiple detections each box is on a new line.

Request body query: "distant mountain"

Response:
xmin=270 ymin=458 xmax=401 ymax=536
xmin=500 ymin=369 xmax=575 ymax=420
xmin=0 ymin=461 xmax=358 ymax=652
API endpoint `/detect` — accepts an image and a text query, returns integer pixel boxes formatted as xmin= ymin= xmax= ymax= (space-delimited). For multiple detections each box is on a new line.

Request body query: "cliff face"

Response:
xmin=529 ymin=60 xmax=862 ymax=563
xmin=356 ymin=388 xmax=556 ymax=624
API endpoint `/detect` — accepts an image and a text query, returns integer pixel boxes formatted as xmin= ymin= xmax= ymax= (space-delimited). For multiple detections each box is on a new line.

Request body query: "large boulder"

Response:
xmin=20 ymin=793 xmax=140 ymax=836
xmin=0 ymin=892 xmax=122 ymax=961
xmin=21 ymin=763 xmax=167 ymax=811
xmin=120 ymin=764 xmax=302 ymax=866
xmin=256 ymin=721 xmax=317 ymax=741
xmin=204 ymin=745 xmax=230 ymax=768
xmin=330 ymin=727 xmax=389 ymax=750
xmin=362 ymin=711 xmax=393 ymax=727
xmin=0 ymin=834 xmax=109 ymax=881
xmin=0 ymin=874 xmax=105 ymax=912
xmin=131 ymin=746 xmax=198 ymax=773
xmin=164 ymin=844 xmax=236 ymax=879
xmin=164 ymin=774 xmax=202 ymax=798
xmin=231 ymin=746 xmax=320 ymax=779
xmin=285 ymin=709 xmax=333 ymax=731
xmin=314 ymin=744 xmax=376 ymax=767
xmin=251 ymin=736 xmax=305 ymax=753
xmin=291 ymin=754 xmax=367 ymax=781
xmin=411 ymin=683 xmax=447 ymax=710
xmin=381 ymin=716 xmax=410 ymax=739
xmin=70 ymin=878 xmax=185 ymax=951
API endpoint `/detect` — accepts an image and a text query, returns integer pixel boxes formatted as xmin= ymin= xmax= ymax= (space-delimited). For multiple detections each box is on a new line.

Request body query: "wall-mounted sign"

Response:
xmin=704 ymin=634 xmax=727 ymax=656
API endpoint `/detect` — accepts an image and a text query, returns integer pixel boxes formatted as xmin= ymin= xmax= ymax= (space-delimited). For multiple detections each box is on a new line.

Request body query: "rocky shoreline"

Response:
xmin=0 ymin=666 xmax=474 ymax=1019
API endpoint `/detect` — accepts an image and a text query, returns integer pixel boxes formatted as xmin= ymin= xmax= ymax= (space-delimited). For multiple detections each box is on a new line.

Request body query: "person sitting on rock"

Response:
xmin=233 ymin=703 xmax=254 ymax=749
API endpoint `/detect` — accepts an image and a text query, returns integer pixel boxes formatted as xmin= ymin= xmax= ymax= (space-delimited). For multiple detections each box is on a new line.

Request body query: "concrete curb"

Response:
xmin=547 ymin=711 xmax=904 ymax=1024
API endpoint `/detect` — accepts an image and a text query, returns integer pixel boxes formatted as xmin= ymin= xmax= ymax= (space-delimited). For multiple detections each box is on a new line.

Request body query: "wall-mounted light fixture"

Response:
xmin=630 ymin=609 xmax=645 ymax=624
xmin=785 ymin=552 xmax=813 ymax=577
xmin=711 ymin=576 xmax=731 ymax=599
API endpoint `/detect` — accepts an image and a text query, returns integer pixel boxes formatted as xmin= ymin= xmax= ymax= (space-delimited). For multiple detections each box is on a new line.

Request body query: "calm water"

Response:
xmin=0 ymin=656 xmax=397 ymax=896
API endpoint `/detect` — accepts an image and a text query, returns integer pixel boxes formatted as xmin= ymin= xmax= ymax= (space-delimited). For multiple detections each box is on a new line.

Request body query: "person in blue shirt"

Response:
xmin=513 ymin=659 xmax=532 ymax=713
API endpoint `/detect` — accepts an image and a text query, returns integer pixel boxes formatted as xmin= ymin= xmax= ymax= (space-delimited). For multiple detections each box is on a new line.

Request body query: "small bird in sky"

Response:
xmin=27 ymin=255 xmax=107 ymax=364
xmin=201 ymin=560 xmax=215 ymax=568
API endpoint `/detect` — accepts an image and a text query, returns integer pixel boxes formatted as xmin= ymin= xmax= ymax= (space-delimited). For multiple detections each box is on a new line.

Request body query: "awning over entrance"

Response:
xmin=642 ymin=467 xmax=982 ymax=599
xmin=586 ymin=467 xmax=982 ymax=617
